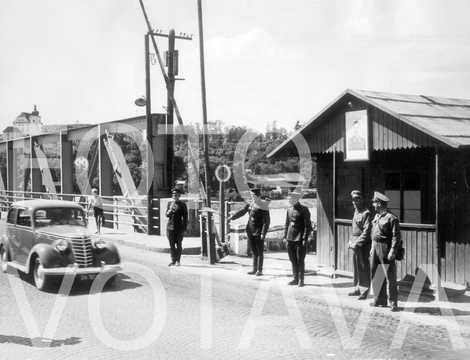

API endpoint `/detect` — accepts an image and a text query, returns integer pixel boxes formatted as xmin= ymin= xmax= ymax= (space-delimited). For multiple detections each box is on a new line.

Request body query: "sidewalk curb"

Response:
xmin=104 ymin=236 xmax=202 ymax=255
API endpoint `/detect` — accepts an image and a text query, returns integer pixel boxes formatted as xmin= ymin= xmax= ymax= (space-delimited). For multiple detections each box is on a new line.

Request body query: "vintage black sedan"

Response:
xmin=0 ymin=199 xmax=121 ymax=291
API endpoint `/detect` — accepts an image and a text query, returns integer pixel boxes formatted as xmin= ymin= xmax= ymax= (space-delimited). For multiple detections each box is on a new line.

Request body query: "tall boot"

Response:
xmin=289 ymin=263 xmax=299 ymax=285
xmin=256 ymin=256 xmax=264 ymax=276
xmin=298 ymin=269 xmax=304 ymax=287
xmin=248 ymin=257 xmax=258 ymax=275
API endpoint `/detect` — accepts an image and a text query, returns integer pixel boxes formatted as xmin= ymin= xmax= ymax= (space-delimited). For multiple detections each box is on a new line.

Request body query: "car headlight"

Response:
xmin=54 ymin=240 xmax=69 ymax=253
xmin=93 ymin=239 xmax=107 ymax=250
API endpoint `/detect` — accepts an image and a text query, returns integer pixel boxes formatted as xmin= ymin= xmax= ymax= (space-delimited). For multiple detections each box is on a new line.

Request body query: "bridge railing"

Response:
xmin=0 ymin=190 xmax=159 ymax=233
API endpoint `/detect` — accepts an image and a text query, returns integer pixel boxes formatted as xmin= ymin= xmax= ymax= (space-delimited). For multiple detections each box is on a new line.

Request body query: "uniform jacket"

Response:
xmin=371 ymin=211 xmax=401 ymax=256
xmin=231 ymin=199 xmax=270 ymax=238
xmin=284 ymin=202 xmax=312 ymax=242
xmin=166 ymin=200 xmax=188 ymax=232
xmin=350 ymin=208 xmax=372 ymax=249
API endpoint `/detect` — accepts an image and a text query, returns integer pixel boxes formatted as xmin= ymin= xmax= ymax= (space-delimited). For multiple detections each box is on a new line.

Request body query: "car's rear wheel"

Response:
xmin=0 ymin=246 xmax=9 ymax=273
xmin=33 ymin=257 xmax=51 ymax=291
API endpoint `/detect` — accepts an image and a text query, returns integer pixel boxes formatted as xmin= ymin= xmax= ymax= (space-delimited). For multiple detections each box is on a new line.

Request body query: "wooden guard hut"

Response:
xmin=269 ymin=89 xmax=470 ymax=288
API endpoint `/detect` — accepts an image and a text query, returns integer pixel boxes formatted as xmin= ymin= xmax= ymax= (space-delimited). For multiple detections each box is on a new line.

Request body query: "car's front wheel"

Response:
xmin=33 ymin=257 xmax=51 ymax=291
xmin=0 ymin=246 xmax=9 ymax=273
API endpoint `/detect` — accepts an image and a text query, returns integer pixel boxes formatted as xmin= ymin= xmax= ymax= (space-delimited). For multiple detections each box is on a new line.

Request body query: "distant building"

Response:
xmin=2 ymin=126 xmax=22 ymax=140
xmin=13 ymin=105 xmax=43 ymax=136
xmin=1 ymin=105 xmax=90 ymax=141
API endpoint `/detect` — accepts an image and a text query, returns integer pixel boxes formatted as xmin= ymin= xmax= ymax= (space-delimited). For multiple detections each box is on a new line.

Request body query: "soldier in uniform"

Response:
xmin=283 ymin=191 xmax=312 ymax=287
xmin=370 ymin=191 xmax=400 ymax=312
xmin=348 ymin=190 xmax=372 ymax=299
xmin=166 ymin=188 xmax=188 ymax=266
xmin=228 ymin=188 xmax=270 ymax=276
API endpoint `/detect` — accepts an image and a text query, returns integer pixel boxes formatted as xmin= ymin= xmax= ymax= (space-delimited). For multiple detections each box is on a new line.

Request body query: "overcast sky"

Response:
xmin=1 ymin=0 xmax=470 ymax=132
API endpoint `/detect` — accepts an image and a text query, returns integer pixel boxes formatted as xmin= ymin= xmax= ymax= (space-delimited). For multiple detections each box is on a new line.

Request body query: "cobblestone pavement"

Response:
xmin=0 ymin=245 xmax=469 ymax=360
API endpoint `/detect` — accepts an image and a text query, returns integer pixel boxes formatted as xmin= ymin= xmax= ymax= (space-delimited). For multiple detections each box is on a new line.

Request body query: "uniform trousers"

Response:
xmin=287 ymin=241 xmax=306 ymax=281
xmin=247 ymin=232 xmax=264 ymax=272
xmin=167 ymin=230 xmax=184 ymax=263
xmin=352 ymin=245 xmax=371 ymax=293
xmin=370 ymin=242 xmax=397 ymax=305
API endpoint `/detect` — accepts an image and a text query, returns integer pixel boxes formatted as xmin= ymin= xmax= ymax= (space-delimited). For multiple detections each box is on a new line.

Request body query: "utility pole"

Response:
xmin=145 ymin=33 xmax=154 ymax=235
xmin=143 ymin=30 xmax=190 ymax=234
xmin=151 ymin=29 xmax=191 ymax=193
xmin=197 ymin=0 xmax=216 ymax=263
xmin=166 ymin=29 xmax=175 ymax=191
xmin=137 ymin=0 xmax=208 ymax=203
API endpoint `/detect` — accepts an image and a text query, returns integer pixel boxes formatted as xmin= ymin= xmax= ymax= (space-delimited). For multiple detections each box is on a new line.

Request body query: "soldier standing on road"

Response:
xmin=166 ymin=188 xmax=188 ymax=267
xmin=228 ymin=188 xmax=270 ymax=276
xmin=283 ymin=191 xmax=312 ymax=287
xmin=348 ymin=190 xmax=372 ymax=300
xmin=370 ymin=191 xmax=400 ymax=312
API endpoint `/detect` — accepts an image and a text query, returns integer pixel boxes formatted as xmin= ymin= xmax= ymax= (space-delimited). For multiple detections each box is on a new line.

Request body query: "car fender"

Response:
xmin=27 ymin=243 xmax=64 ymax=273
xmin=95 ymin=242 xmax=121 ymax=265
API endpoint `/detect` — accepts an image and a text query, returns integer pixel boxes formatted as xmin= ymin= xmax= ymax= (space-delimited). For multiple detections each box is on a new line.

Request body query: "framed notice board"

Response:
xmin=345 ymin=110 xmax=369 ymax=161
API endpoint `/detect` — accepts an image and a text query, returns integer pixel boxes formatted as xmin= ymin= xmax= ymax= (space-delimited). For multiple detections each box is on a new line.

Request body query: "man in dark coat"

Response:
xmin=283 ymin=191 xmax=312 ymax=287
xmin=348 ymin=190 xmax=372 ymax=300
xmin=228 ymin=188 xmax=270 ymax=276
xmin=166 ymin=188 xmax=188 ymax=266
xmin=370 ymin=191 xmax=401 ymax=312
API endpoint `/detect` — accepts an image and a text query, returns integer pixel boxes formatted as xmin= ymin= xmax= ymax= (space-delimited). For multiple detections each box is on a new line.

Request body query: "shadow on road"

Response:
xmin=306 ymin=281 xmax=355 ymax=289
xmin=67 ymin=273 xmax=143 ymax=296
xmin=445 ymin=293 xmax=470 ymax=304
xmin=0 ymin=335 xmax=81 ymax=347
xmin=402 ymin=307 xmax=470 ymax=316
xmin=9 ymin=270 xmax=142 ymax=296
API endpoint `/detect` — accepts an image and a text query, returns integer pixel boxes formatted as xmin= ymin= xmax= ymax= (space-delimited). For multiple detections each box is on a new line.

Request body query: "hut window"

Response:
xmin=385 ymin=172 xmax=422 ymax=223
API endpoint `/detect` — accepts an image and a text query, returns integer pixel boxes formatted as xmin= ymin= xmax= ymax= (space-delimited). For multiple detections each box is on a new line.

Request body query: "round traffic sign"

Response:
xmin=215 ymin=165 xmax=231 ymax=182
xmin=74 ymin=156 xmax=89 ymax=169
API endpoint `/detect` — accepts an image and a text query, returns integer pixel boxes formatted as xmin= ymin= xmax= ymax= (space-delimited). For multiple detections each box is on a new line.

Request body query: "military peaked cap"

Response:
xmin=372 ymin=191 xmax=390 ymax=203
xmin=350 ymin=190 xmax=362 ymax=198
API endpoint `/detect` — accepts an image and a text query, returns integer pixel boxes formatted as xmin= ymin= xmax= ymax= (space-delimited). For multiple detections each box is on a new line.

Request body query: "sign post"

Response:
xmin=215 ymin=165 xmax=231 ymax=244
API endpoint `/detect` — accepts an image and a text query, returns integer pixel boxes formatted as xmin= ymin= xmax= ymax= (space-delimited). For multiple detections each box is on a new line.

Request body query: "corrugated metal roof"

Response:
xmin=269 ymin=89 xmax=470 ymax=158
xmin=353 ymin=89 xmax=470 ymax=147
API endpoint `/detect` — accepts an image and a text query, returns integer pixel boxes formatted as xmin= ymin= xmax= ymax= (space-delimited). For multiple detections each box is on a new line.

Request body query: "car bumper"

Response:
xmin=41 ymin=264 xmax=121 ymax=276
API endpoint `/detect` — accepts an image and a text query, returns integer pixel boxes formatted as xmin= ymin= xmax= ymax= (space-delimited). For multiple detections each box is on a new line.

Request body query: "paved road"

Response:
xmin=1 ymin=245 xmax=469 ymax=360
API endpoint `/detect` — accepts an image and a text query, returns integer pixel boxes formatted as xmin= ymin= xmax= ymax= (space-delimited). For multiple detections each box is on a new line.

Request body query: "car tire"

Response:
xmin=33 ymin=257 xmax=51 ymax=291
xmin=0 ymin=246 xmax=9 ymax=273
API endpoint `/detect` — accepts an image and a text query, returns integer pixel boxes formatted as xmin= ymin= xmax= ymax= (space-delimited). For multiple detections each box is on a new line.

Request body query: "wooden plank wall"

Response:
xmin=397 ymin=226 xmax=437 ymax=285
xmin=304 ymin=102 xmax=440 ymax=155
xmin=369 ymin=108 xmax=438 ymax=151
xmin=336 ymin=222 xmax=354 ymax=273
xmin=316 ymin=154 xmax=335 ymax=268
xmin=439 ymin=150 xmax=470 ymax=286
xmin=335 ymin=222 xmax=438 ymax=284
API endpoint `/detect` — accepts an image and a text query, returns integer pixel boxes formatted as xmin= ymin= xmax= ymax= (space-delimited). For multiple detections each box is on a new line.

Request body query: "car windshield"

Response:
xmin=34 ymin=207 xmax=87 ymax=227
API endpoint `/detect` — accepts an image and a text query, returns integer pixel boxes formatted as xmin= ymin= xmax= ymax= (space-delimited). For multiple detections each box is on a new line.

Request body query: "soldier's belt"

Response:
xmin=372 ymin=238 xmax=391 ymax=244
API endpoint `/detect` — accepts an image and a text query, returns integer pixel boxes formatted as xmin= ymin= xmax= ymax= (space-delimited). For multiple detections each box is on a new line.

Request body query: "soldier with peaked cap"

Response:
xmin=228 ymin=188 xmax=271 ymax=276
xmin=370 ymin=191 xmax=401 ymax=312
xmin=166 ymin=188 xmax=188 ymax=266
xmin=348 ymin=190 xmax=372 ymax=299
xmin=283 ymin=191 xmax=312 ymax=287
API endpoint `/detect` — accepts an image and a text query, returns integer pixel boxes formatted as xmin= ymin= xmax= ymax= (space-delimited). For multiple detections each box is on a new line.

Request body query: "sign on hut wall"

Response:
xmin=345 ymin=110 xmax=369 ymax=161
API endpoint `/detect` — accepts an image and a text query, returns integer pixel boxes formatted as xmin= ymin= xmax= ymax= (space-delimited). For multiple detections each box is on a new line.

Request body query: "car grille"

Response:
xmin=71 ymin=238 xmax=94 ymax=267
